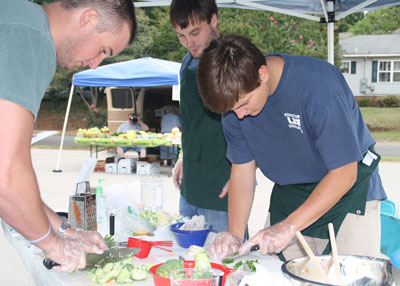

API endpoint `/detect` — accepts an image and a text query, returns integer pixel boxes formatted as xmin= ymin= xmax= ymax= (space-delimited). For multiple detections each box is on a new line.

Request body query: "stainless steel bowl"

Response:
xmin=281 ymin=254 xmax=395 ymax=286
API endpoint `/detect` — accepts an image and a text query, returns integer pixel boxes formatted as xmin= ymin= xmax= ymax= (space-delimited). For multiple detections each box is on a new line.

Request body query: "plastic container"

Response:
xmin=127 ymin=237 xmax=152 ymax=258
xmin=149 ymin=261 xmax=235 ymax=286
xmin=140 ymin=175 xmax=164 ymax=211
xmin=170 ymin=223 xmax=212 ymax=248
xmin=391 ymin=249 xmax=400 ymax=269
xmin=96 ymin=179 xmax=108 ymax=236
xmin=170 ymin=268 xmax=223 ymax=286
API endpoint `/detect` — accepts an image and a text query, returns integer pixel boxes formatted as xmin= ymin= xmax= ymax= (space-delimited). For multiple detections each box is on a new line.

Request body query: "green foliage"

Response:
xmin=146 ymin=7 xmax=187 ymax=62
xmin=338 ymin=13 xmax=365 ymax=32
xmin=358 ymin=98 xmax=371 ymax=107
xmin=46 ymin=66 xmax=78 ymax=111
xmin=350 ymin=6 xmax=400 ymax=35
xmin=86 ymin=105 xmax=107 ymax=128
xmin=219 ymin=9 xmax=340 ymax=65
xmin=35 ymin=4 xmax=399 ymax=112
xmin=375 ymin=95 xmax=400 ymax=108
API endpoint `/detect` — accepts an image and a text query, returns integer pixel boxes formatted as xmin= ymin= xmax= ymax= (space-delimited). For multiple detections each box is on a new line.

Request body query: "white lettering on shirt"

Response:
xmin=284 ymin=113 xmax=303 ymax=134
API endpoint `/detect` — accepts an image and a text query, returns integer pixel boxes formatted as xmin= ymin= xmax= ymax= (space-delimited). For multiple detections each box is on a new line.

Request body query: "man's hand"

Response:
xmin=239 ymin=221 xmax=297 ymax=255
xmin=43 ymin=234 xmax=86 ymax=272
xmin=218 ymin=179 xmax=230 ymax=198
xmin=209 ymin=232 xmax=242 ymax=262
xmin=71 ymin=229 xmax=108 ymax=254
xmin=172 ymin=158 xmax=183 ymax=189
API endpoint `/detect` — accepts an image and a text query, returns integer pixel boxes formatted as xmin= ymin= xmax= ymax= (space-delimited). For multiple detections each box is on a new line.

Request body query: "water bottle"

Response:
xmin=96 ymin=179 xmax=108 ymax=236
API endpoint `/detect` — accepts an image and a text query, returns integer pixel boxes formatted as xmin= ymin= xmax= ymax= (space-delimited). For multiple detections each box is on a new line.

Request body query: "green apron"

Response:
xmin=179 ymin=56 xmax=231 ymax=211
xmin=269 ymin=148 xmax=380 ymax=261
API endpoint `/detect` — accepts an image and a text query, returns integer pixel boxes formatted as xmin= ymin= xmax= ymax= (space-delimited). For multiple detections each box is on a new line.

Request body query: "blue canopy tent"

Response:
xmin=54 ymin=57 xmax=181 ymax=171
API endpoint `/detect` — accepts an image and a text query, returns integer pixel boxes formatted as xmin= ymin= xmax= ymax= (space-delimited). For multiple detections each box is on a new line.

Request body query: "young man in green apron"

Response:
xmin=197 ymin=35 xmax=387 ymax=261
xmin=169 ymin=0 xmax=232 ymax=233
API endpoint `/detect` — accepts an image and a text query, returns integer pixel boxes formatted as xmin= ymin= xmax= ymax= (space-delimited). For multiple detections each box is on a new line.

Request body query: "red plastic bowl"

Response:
xmin=149 ymin=260 xmax=235 ymax=286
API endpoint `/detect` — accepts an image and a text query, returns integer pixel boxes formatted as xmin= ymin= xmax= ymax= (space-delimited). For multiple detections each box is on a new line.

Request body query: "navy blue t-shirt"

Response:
xmin=223 ymin=53 xmax=386 ymax=200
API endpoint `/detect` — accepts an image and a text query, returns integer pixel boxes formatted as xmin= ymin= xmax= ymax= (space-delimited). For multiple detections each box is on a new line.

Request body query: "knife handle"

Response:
xmin=43 ymin=258 xmax=60 ymax=269
xmin=250 ymin=244 xmax=260 ymax=251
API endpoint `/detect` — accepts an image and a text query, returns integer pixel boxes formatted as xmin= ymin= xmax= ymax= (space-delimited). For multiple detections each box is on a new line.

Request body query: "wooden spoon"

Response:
xmin=295 ymin=231 xmax=330 ymax=284
xmin=328 ymin=223 xmax=345 ymax=285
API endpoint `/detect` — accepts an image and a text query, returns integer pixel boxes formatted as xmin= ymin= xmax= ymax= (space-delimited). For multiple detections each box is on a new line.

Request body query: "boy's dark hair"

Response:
xmin=170 ymin=0 xmax=217 ymax=28
xmin=60 ymin=0 xmax=137 ymax=44
xmin=197 ymin=34 xmax=266 ymax=113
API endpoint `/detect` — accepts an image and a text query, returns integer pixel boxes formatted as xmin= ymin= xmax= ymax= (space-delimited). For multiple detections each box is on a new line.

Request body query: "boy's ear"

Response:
xmin=210 ymin=13 xmax=218 ymax=30
xmin=258 ymin=65 xmax=269 ymax=82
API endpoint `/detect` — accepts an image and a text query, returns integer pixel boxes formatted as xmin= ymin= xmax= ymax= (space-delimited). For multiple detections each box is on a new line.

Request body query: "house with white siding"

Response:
xmin=339 ymin=34 xmax=400 ymax=98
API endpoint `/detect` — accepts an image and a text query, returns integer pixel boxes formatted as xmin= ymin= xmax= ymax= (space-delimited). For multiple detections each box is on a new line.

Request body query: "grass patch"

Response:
xmin=360 ymin=107 xmax=400 ymax=142
xmin=370 ymin=131 xmax=400 ymax=142
xmin=360 ymin=107 xmax=400 ymax=131
xmin=381 ymin=157 xmax=400 ymax=163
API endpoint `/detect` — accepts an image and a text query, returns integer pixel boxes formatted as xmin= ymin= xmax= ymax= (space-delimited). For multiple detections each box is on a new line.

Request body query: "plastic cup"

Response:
xmin=170 ymin=268 xmax=223 ymax=286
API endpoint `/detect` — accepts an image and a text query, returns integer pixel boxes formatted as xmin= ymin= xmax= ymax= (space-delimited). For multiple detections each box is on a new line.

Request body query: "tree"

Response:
xmin=349 ymin=6 xmax=400 ymax=35
xmin=219 ymin=9 xmax=337 ymax=64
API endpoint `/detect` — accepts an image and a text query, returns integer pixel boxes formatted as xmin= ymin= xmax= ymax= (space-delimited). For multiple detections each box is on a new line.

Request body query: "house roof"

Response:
xmin=340 ymin=34 xmax=400 ymax=57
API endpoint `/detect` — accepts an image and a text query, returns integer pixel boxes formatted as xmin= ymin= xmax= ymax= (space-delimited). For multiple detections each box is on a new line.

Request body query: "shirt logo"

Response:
xmin=284 ymin=113 xmax=303 ymax=133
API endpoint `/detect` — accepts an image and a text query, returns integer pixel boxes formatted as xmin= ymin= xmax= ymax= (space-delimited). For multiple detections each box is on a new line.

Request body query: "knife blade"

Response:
xmin=225 ymin=244 xmax=260 ymax=260
xmin=43 ymin=247 xmax=140 ymax=270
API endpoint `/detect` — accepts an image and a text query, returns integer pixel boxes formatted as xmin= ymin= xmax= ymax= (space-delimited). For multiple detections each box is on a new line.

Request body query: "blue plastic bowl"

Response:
xmin=170 ymin=222 xmax=213 ymax=248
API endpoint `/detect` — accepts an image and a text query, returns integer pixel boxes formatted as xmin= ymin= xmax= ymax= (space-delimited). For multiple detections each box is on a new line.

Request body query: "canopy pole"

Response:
xmin=320 ymin=0 xmax=336 ymax=65
xmin=327 ymin=22 xmax=334 ymax=64
xmin=53 ymin=83 xmax=75 ymax=173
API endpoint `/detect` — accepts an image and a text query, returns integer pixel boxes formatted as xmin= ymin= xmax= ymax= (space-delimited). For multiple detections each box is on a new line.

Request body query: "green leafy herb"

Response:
xmin=233 ymin=261 xmax=243 ymax=270
xmin=245 ymin=259 xmax=259 ymax=272
xmin=222 ymin=258 xmax=234 ymax=265
xmin=104 ymin=234 xmax=116 ymax=249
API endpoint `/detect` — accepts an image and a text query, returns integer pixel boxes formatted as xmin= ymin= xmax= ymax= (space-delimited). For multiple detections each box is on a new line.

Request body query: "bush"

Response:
xmin=376 ymin=95 xmax=400 ymax=108
xmin=358 ymin=98 xmax=371 ymax=107
xmin=85 ymin=105 xmax=107 ymax=128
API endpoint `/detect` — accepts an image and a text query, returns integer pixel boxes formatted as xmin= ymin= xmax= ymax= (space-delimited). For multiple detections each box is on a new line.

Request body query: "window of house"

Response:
xmin=340 ymin=61 xmax=356 ymax=74
xmin=340 ymin=61 xmax=350 ymax=74
xmin=378 ymin=60 xmax=400 ymax=83
xmin=350 ymin=61 xmax=357 ymax=74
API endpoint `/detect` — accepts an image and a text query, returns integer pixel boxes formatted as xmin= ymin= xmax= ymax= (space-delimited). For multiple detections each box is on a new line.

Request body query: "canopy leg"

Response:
xmin=53 ymin=84 xmax=75 ymax=172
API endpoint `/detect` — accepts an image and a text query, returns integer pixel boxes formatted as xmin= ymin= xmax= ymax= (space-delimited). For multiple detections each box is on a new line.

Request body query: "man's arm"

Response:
xmin=228 ymin=160 xmax=257 ymax=241
xmin=0 ymin=100 xmax=89 ymax=272
xmin=0 ymin=100 xmax=56 ymax=248
xmin=138 ymin=117 xmax=149 ymax=131
xmin=284 ymin=161 xmax=358 ymax=230
xmin=239 ymin=161 xmax=358 ymax=254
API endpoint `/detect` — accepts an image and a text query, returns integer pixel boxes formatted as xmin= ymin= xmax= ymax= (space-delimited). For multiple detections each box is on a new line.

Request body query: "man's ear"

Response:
xmin=258 ymin=65 xmax=269 ymax=82
xmin=210 ymin=13 xmax=218 ymax=30
xmin=79 ymin=9 xmax=99 ymax=29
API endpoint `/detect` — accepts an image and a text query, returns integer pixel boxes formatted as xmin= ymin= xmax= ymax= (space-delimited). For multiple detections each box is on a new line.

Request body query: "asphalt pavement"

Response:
xmin=36 ymin=135 xmax=400 ymax=158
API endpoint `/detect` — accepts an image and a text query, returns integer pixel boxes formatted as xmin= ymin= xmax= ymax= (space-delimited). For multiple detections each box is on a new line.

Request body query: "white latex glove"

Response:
xmin=72 ymin=229 xmax=108 ymax=254
xmin=239 ymin=221 xmax=297 ymax=255
xmin=209 ymin=232 xmax=242 ymax=262
xmin=172 ymin=158 xmax=183 ymax=189
xmin=218 ymin=179 xmax=230 ymax=198
xmin=44 ymin=233 xmax=86 ymax=272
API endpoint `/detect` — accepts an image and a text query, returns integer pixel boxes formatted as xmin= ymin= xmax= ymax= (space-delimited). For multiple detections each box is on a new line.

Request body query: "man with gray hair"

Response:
xmin=0 ymin=0 xmax=136 ymax=272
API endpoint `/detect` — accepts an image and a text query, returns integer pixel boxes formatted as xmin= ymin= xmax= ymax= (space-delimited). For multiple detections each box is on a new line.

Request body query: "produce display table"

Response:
xmin=2 ymin=220 xmax=287 ymax=286
xmin=74 ymin=137 xmax=181 ymax=159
